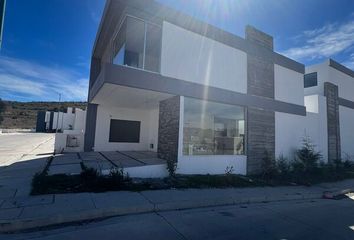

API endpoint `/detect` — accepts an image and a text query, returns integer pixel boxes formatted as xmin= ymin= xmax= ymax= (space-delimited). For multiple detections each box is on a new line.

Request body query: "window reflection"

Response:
xmin=183 ymin=98 xmax=245 ymax=156
xmin=112 ymin=16 xmax=161 ymax=73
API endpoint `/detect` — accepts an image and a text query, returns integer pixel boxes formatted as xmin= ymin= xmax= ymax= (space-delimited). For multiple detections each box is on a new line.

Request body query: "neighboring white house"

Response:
xmin=304 ymin=59 xmax=354 ymax=161
xmin=82 ymin=0 xmax=354 ymax=176
xmin=50 ymin=107 xmax=87 ymax=153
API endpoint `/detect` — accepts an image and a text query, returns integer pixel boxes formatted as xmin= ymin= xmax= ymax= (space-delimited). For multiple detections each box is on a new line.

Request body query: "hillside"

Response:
xmin=0 ymin=101 xmax=87 ymax=129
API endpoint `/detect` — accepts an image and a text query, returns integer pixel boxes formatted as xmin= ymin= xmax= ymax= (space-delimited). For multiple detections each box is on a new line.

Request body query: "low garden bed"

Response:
xmin=31 ymin=164 xmax=354 ymax=195
xmin=31 ymin=137 xmax=354 ymax=195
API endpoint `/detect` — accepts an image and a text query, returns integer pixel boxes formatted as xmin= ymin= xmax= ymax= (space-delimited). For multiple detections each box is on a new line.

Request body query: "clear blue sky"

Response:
xmin=1 ymin=0 xmax=354 ymax=102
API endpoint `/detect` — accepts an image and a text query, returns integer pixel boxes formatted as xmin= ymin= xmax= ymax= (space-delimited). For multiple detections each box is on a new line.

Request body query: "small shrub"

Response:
xmin=108 ymin=167 xmax=131 ymax=187
xmin=80 ymin=166 xmax=100 ymax=189
xmin=276 ymin=154 xmax=290 ymax=175
xmin=166 ymin=158 xmax=177 ymax=177
xmin=343 ymin=160 xmax=354 ymax=169
xmin=225 ymin=166 xmax=235 ymax=175
xmin=293 ymin=136 xmax=321 ymax=173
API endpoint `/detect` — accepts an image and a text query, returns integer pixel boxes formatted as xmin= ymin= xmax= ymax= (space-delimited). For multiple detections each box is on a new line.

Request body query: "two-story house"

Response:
xmin=84 ymin=0 xmax=316 ymax=176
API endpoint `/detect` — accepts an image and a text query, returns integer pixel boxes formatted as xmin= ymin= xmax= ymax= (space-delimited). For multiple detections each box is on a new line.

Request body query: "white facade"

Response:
xmin=305 ymin=60 xmax=354 ymax=161
xmin=88 ymin=0 xmax=354 ymax=178
xmin=275 ymin=64 xmax=304 ymax=105
xmin=161 ymin=21 xmax=248 ymax=94
xmin=94 ymin=105 xmax=159 ymax=152
xmin=275 ymin=94 xmax=328 ymax=162
xmin=339 ymin=106 xmax=354 ymax=160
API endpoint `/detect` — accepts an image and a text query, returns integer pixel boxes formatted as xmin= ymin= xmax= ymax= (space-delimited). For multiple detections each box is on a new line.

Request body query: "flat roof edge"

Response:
xmin=91 ymin=0 xmax=304 ymax=74
xmin=328 ymin=59 xmax=354 ymax=78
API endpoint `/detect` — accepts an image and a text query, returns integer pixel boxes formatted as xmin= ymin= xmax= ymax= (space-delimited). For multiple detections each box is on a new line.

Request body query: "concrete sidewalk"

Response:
xmin=0 ymin=179 xmax=353 ymax=233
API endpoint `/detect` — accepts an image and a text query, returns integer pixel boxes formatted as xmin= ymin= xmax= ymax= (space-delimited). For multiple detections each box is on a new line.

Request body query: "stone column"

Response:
xmin=84 ymin=103 xmax=98 ymax=152
xmin=157 ymin=96 xmax=180 ymax=163
xmin=324 ymin=82 xmax=341 ymax=162
xmin=246 ymin=26 xmax=275 ymax=174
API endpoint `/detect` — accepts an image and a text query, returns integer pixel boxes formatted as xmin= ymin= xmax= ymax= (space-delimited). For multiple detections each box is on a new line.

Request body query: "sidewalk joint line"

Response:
xmin=116 ymin=151 xmax=146 ymax=165
xmin=98 ymin=152 xmax=119 ymax=168
xmin=155 ymin=211 xmax=188 ymax=240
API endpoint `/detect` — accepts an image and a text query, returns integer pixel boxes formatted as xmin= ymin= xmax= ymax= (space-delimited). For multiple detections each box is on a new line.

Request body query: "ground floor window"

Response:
xmin=109 ymin=119 xmax=140 ymax=143
xmin=183 ymin=98 xmax=245 ymax=155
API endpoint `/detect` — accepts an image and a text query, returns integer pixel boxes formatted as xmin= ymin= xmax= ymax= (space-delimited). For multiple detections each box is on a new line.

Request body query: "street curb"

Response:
xmin=0 ymin=192 xmax=323 ymax=233
xmin=322 ymin=188 xmax=353 ymax=200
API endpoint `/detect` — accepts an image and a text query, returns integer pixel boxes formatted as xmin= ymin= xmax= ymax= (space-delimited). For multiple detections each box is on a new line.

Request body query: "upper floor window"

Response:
xmin=113 ymin=16 xmax=162 ymax=73
xmin=304 ymin=72 xmax=318 ymax=88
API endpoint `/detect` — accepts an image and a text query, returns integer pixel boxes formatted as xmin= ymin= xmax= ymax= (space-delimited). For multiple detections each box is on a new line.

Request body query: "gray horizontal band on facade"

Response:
xmin=339 ymin=97 xmax=354 ymax=110
xmin=93 ymin=0 xmax=304 ymax=74
xmin=329 ymin=59 xmax=354 ymax=78
xmin=90 ymin=64 xmax=306 ymax=116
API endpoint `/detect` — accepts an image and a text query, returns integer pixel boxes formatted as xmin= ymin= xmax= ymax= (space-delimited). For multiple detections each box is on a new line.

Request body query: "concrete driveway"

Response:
xmin=0 ymin=133 xmax=54 ymax=197
xmin=0 ymin=133 xmax=54 ymax=167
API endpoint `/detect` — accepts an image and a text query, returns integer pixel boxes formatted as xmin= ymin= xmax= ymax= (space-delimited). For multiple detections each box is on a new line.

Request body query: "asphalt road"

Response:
xmin=4 ymin=198 xmax=354 ymax=240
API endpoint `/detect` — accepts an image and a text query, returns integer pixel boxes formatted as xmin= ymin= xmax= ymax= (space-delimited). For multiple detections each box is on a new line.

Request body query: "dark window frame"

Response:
xmin=109 ymin=119 xmax=141 ymax=143
xmin=112 ymin=15 xmax=162 ymax=73
xmin=304 ymin=72 xmax=318 ymax=88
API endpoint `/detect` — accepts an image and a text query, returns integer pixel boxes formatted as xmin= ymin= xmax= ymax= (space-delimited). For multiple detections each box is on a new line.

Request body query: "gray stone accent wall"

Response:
xmin=247 ymin=55 xmax=275 ymax=98
xmin=246 ymin=25 xmax=274 ymax=50
xmin=84 ymin=103 xmax=98 ymax=152
xmin=247 ymin=108 xmax=275 ymax=174
xmin=324 ymin=82 xmax=341 ymax=162
xmin=246 ymin=27 xmax=275 ymax=175
xmin=157 ymin=96 xmax=180 ymax=163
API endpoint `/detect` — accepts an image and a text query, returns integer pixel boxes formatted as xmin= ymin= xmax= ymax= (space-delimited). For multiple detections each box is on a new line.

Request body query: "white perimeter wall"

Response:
xmin=161 ymin=21 xmax=247 ymax=94
xmin=275 ymin=64 xmax=304 ymax=105
xmin=52 ymin=112 xmax=75 ymax=131
xmin=276 ymin=95 xmax=328 ymax=162
xmin=94 ymin=105 xmax=159 ymax=152
xmin=74 ymin=109 xmax=86 ymax=132
xmin=339 ymin=106 xmax=354 ymax=161
xmin=176 ymin=97 xmax=247 ymax=175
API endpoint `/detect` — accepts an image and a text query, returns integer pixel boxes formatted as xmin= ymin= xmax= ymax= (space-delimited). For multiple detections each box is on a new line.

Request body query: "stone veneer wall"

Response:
xmin=324 ymin=82 xmax=341 ymax=162
xmin=84 ymin=103 xmax=98 ymax=152
xmin=246 ymin=26 xmax=275 ymax=174
xmin=157 ymin=96 xmax=180 ymax=163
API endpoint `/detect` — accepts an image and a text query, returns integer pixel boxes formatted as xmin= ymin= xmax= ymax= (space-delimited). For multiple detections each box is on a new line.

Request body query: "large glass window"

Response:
xmin=145 ymin=24 xmax=162 ymax=72
xmin=183 ymin=98 xmax=245 ymax=156
xmin=304 ymin=72 xmax=318 ymax=88
xmin=112 ymin=16 xmax=161 ymax=72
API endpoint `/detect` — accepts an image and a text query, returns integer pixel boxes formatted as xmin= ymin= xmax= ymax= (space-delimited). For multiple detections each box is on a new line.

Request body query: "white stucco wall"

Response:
xmin=161 ymin=21 xmax=247 ymax=94
xmin=52 ymin=112 xmax=75 ymax=131
xmin=94 ymin=105 xmax=159 ymax=152
xmin=176 ymin=155 xmax=247 ymax=175
xmin=305 ymin=95 xmax=320 ymax=113
xmin=305 ymin=61 xmax=354 ymax=101
xmin=275 ymin=64 xmax=304 ymax=105
xmin=275 ymin=95 xmax=328 ymax=162
xmin=339 ymin=106 xmax=354 ymax=161
xmin=329 ymin=67 xmax=354 ymax=102
xmin=304 ymin=62 xmax=328 ymax=96
xmin=74 ymin=109 xmax=86 ymax=132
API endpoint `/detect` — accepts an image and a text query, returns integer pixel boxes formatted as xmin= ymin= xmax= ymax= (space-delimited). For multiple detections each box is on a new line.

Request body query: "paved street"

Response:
xmin=2 ymin=198 xmax=354 ymax=240
xmin=0 ymin=133 xmax=54 ymax=198
xmin=0 ymin=133 xmax=54 ymax=166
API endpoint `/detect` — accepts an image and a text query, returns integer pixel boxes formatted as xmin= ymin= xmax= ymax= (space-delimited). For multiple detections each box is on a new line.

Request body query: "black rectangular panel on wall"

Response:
xmin=109 ymin=119 xmax=140 ymax=143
